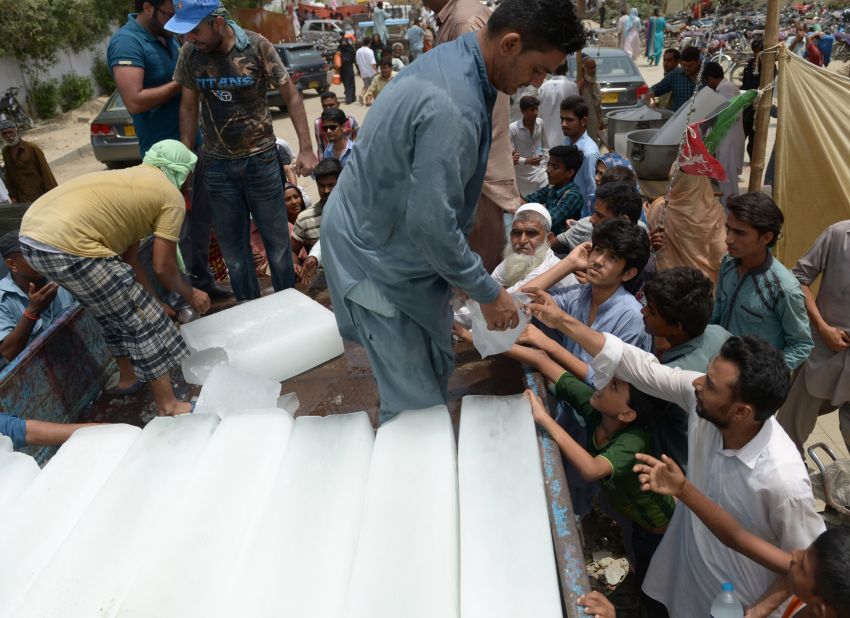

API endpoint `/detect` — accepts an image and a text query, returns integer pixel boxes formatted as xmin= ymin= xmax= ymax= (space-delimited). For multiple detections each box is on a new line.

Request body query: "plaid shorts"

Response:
xmin=22 ymin=245 xmax=189 ymax=381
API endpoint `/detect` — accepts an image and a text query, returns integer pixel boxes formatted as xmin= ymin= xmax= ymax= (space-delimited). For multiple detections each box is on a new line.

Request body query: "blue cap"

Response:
xmin=722 ymin=582 xmax=734 ymax=592
xmin=165 ymin=0 xmax=221 ymax=34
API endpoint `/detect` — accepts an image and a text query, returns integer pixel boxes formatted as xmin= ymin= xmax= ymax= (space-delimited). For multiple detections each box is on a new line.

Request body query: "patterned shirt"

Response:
xmin=650 ymin=67 xmax=699 ymax=111
xmin=314 ymin=115 xmax=359 ymax=160
xmin=523 ymin=181 xmax=584 ymax=236
xmin=291 ymin=201 xmax=324 ymax=250
xmin=173 ymin=26 xmax=289 ymax=159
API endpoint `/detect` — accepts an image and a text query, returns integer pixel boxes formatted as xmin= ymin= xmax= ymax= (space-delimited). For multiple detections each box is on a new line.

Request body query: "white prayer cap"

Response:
xmin=513 ymin=203 xmax=552 ymax=229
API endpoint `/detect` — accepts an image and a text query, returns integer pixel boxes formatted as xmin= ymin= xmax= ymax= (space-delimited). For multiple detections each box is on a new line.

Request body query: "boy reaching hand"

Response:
xmin=635 ymin=452 xmax=850 ymax=618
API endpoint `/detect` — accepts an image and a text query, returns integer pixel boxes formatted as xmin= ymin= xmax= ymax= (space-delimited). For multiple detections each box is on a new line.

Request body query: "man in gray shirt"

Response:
xmin=777 ymin=220 xmax=850 ymax=456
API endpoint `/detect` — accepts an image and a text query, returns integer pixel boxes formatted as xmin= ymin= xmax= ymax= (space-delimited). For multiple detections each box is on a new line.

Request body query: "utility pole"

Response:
xmin=748 ymin=0 xmax=779 ymax=192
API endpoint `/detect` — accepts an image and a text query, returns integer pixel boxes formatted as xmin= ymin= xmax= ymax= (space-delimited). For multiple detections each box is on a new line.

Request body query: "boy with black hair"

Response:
xmin=523 ymin=287 xmax=824 ymax=617
xmin=590 ymin=180 xmax=643 ymax=226
xmin=524 ymin=378 xmax=671 ymax=584
xmin=522 ymin=145 xmax=584 ymax=235
xmin=320 ymin=107 xmax=354 ymax=167
xmin=712 ymin=192 xmax=813 ymax=369
xmin=291 ymin=158 xmax=342 ymax=258
xmin=559 ymin=95 xmax=599 ymax=216
xmin=524 ymin=218 xmax=652 ymax=386
xmin=641 ymin=267 xmax=731 ymax=469
xmin=314 ymin=91 xmax=359 ymax=160
xmin=636 ymin=452 xmax=850 ymax=618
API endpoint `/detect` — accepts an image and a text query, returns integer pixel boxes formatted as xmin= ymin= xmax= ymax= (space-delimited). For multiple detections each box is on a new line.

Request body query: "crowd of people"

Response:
xmin=0 ymin=0 xmax=848 ymax=616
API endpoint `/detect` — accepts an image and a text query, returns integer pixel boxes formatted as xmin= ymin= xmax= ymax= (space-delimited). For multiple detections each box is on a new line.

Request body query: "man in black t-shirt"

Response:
xmin=168 ymin=0 xmax=318 ymax=301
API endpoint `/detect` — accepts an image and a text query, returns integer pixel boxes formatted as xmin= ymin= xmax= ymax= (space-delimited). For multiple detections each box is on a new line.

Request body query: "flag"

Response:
xmin=677 ymin=90 xmax=759 ymax=180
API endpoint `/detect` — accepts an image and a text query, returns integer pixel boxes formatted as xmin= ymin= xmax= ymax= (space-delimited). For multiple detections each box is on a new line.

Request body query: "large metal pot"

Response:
xmin=606 ymin=107 xmax=674 ymax=151
xmin=626 ymin=128 xmax=680 ymax=181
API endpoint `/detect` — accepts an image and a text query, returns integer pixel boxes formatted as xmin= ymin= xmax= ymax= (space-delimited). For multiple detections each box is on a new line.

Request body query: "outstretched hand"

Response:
xmin=521 ymin=287 xmax=566 ymax=331
xmin=577 ymin=591 xmax=616 ymax=618
xmin=633 ymin=452 xmax=687 ymax=497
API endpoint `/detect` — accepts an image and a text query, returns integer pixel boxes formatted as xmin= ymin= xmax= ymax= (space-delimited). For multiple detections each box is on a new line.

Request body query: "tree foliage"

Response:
xmin=0 ymin=0 xmax=128 ymax=75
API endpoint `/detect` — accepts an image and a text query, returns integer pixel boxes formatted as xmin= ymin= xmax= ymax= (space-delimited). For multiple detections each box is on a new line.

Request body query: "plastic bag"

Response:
xmin=467 ymin=292 xmax=530 ymax=358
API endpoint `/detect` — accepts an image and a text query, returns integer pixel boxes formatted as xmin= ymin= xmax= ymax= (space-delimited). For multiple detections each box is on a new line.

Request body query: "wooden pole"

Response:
xmin=748 ymin=0 xmax=780 ymax=192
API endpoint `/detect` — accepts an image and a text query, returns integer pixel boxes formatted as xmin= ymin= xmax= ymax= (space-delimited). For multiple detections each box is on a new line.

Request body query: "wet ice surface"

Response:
xmin=0 ymin=451 xmax=40 ymax=514
xmin=10 ymin=414 xmax=219 ymax=618
xmin=180 ymin=289 xmax=344 ymax=383
xmin=181 ymin=347 xmax=229 ymax=385
xmin=0 ymin=425 xmax=140 ymax=618
xmin=458 ymin=394 xmax=561 ymax=618
xmin=344 ymin=406 xmax=460 ymax=618
xmin=117 ymin=409 xmax=294 ymax=618
xmin=230 ymin=412 xmax=374 ymax=618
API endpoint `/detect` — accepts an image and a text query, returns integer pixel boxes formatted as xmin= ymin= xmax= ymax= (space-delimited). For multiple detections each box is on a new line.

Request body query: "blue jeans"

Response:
xmin=204 ymin=148 xmax=295 ymax=301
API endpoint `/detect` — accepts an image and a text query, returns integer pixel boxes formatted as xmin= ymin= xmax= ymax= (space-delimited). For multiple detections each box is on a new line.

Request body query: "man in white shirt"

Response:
xmin=524 ymin=289 xmax=825 ymax=618
xmin=355 ymin=38 xmax=377 ymax=103
xmin=509 ymin=95 xmax=549 ymax=195
xmin=454 ymin=204 xmax=573 ymax=328
xmin=537 ymin=62 xmax=579 ymax=148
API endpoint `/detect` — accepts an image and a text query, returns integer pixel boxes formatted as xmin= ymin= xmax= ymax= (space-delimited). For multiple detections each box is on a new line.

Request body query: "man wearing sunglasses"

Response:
xmin=108 ymin=0 xmax=231 ymax=301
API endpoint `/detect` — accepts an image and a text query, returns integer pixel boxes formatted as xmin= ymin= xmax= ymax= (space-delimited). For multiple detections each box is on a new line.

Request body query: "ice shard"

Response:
xmin=458 ymin=394 xmax=561 ymax=618
xmin=193 ymin=364 xmax=281 ymax=417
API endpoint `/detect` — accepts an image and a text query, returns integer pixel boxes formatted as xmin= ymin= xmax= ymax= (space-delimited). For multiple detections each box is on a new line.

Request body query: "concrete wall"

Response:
xmin=0 ymin=34 xmax=112 ymax=113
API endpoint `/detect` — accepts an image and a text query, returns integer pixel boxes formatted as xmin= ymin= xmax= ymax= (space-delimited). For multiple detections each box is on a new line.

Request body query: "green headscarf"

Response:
xmin=143 ymin=139 xmax=198 ymax=190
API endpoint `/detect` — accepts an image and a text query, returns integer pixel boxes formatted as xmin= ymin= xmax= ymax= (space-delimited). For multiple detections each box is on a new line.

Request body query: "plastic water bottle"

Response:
xmin=710 ymin=582 xmax=744 ymax=617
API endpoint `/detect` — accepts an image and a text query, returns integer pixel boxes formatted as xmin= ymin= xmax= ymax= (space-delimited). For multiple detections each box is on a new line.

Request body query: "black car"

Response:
xmin=267 ymin=42 xmax=330 ymax=111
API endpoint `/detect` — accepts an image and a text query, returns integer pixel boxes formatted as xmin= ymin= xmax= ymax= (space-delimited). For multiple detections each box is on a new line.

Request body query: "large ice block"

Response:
xmin=179 ymin=289 xmax=344 ymax=382
xmin=117 ymin=409 xmax=294 ymax=618
xmin=458 ymin=395 xmax=561 ymax=618
xmin=0 ymin=451 xmax=39 ymax=513
xmin=0 ymin=425 xmax=140 ymax=618
xmin=0 ymin=435 xmax=12 ymax=452
xmin=194 ymin=364 xmax=281 ymax=416
xmin=343 ymin=406 xmax=459 ymax=618
xmin=228 ymin=412 xmax=374 ymax=618
xmin=10 ymin=413 xmax=219 ymax=618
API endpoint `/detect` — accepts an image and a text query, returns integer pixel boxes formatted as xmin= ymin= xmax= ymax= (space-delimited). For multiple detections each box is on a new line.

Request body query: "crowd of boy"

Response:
xmin=1 ymin=0 xmax=848 ymax=615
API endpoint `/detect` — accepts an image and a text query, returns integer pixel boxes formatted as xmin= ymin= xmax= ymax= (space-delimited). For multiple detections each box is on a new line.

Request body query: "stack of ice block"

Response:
xmin=180 ymin=289 xmax=344 ymax=384
xmin=230 ymin=412 xmax=374 ymax=618
xmin=343 ymin=406 xmax=459 ymax=618
xmin=0 ymin=425 xmax=141 ymax=618
xmin=458 ymin=395 xmax=561 ymax=618
xmin=10 ymin=414 xmax=219 ymax=618
xmin=117 ymin=409 xmax=294 ymax=618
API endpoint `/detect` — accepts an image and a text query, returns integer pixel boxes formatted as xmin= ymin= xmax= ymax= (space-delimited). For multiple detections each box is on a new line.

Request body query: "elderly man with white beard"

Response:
xmin=454 ymin=203 xmax=575 ymax=328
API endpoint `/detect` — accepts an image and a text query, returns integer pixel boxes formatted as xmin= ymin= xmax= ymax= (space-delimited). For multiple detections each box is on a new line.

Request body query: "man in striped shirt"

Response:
xmin=291 ymin=158 xmax=342 ymax=256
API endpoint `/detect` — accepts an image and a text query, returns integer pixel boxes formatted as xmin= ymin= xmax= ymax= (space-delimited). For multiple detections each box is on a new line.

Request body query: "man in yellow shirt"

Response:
xmin=19 ymin=140 xmax=210 ymax=416
xmin=363 ymin=57 xmax=396 ymax=106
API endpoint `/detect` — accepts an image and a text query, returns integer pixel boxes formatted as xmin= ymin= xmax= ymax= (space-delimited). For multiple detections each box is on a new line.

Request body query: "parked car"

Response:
xmin=267 ymin=42 xmax=330 ymax=111
xmin=90 ymin=91 xmax=141 ymax=168
xmin=567 ymin=47 xmax=649 ymax=112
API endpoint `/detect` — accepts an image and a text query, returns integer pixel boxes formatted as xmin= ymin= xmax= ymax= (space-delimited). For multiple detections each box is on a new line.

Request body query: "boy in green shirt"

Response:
xmin=511 ymin=336 xmax=674 ymax=583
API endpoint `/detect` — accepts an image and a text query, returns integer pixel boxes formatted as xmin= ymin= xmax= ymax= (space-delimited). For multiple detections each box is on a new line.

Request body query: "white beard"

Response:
xmin=499 ymin=242 xmax=550 ymax=289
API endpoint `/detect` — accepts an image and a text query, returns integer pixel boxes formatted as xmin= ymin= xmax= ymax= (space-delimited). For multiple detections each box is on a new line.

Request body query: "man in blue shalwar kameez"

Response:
xmin=321 ymin=0 xmax=586 ymax=422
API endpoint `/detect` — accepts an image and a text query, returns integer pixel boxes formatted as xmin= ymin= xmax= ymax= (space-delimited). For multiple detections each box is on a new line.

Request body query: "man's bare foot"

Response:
xmin=158 ymin=400 xmax=194 ymax=416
